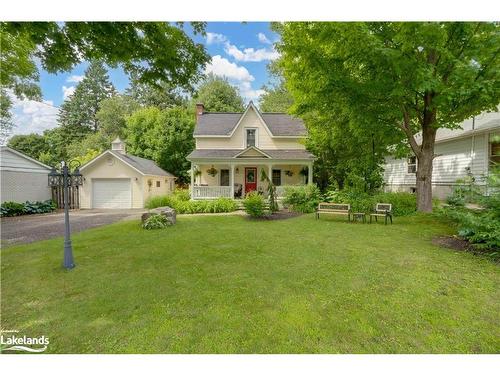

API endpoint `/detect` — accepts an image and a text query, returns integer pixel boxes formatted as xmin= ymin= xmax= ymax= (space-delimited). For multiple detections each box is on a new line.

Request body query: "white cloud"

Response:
xmin=205 ymin=55 xmax=254 ymax=83
xmin=204 ymin=55 xmax=265 ymax=103
xmin=62 ymin=85 xmax=76 ymax=100
xmin=66 ymin=75 xmax=84 ymax=83
xmin=224 ymin=43 xmax=279 ymax=62
xmin=257 ymin=32 xmax=271 ymax=44
xmin=8 ymin=92 xmax=59 ymax=137
xmin=206 ymin=32 xmax=227 ymax=45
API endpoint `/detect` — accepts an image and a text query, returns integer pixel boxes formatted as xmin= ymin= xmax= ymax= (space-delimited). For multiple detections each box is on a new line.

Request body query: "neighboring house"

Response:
xmin=80 ymin=138 xmax=176 ymax=209
xmin=187 ymin=102 xmax=315 ymax=199
xmin=0 ymin=146 xmax=52 ymax=203
xmin=384 ymin=110 xmax=500 ymax=199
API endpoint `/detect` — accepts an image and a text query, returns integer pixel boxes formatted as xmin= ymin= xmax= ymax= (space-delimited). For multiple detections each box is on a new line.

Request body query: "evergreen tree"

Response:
xmin=58 ymin=61 xmax=116 ymax=140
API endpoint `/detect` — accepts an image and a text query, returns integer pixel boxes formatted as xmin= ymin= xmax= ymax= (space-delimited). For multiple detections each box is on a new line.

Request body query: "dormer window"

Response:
xmin=246 ymin=128 xmax=256 ymax=148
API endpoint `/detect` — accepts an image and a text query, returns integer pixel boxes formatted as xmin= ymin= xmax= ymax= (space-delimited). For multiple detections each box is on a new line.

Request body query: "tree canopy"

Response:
xmin=275 ymin=22 xmax=500 ymax=211
xmin=259 ymin=80 xmax=294 ymax=112
xmin=125 ymin=107 xmax=195 ymax=183
xmin=193 ymin=74 xmax=245 ymax=112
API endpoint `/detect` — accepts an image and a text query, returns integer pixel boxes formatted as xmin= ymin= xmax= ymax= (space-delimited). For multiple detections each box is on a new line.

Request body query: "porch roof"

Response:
xmin=187 ymin=148 xmax=315 ymax=161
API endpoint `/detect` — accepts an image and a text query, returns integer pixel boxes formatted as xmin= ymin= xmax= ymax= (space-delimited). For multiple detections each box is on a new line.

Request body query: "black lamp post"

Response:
xmin=48 ymin=160 xmax=83 ymax=270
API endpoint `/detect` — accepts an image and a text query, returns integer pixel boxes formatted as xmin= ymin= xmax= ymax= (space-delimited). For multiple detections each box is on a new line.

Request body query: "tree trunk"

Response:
xmin=416 ymin=124 xmax=437 ymax=212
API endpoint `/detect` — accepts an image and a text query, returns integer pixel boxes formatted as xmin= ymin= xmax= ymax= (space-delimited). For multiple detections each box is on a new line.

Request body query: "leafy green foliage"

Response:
xmin=243 ymin=192 xmax=266 ymax=218
xmin=193 ymin=74 xmax=244 ymax=112
xmin=142 ymin=214 xmax=172 ymax=230
xmin=7 ymin=133 xmax=50 ymax=160
xmin=441 ymin=167 xmax=500 ymax=255
xmin=145 ymin=195 xmax=237 ymax=214
xmin=125 ymin=106 xmax=195 ymax=183
xmin=96 ymin=95 xmax=141 ymax=138
xmin=1 ymin=200 xmax=56 ymax=217
xmin=326 ymin=190 xmax=417 ymax=216
xmin=282 ymin=185 xmax=321 ymax=213
xmin=2 ymin=22 xmax=209 ymax=98
xmin=260 ymin=169 xmax=279 ymax=213
xmin=274 ymin=22 xmax=500 ymax=211
xmin=259 ymin=80 xmax=294 ymax=112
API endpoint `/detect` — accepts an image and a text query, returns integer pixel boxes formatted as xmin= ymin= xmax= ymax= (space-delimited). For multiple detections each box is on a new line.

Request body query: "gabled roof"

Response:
xmin=233 ymin=146 xmax=272 ymax=158
xmin=194 ymin=101 xmax=307 ymax=137
xmin=80 ymin=150 xmax=175 ymax=177
xmin=0 ymin=146 xmax=52 ymax=170
xmin=187 ymin=148 xmax=315 ymax=161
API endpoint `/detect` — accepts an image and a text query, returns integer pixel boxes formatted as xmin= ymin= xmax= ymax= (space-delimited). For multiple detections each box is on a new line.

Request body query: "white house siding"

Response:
xmin=0 ymin=148 xmax=51 ymax=203
xmin=384 ymin=132 xmax=491 ymax=199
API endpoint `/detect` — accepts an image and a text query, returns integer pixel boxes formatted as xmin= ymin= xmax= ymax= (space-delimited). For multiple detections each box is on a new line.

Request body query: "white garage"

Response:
xmin=80 ymin=138 xmax=176 ymax=209
xmin=1 ymin=146 xmax=52 ymax=203
xmin=92 ymin=179 xmax=132 ymax=209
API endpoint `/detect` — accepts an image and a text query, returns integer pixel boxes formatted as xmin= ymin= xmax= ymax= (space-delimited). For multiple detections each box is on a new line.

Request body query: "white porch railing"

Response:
xmin=192 ymin=185 xmax=231 ymax=199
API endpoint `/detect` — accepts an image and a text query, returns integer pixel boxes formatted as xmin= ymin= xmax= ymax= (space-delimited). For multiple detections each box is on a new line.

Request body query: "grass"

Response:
xmin=1 ymin=214 xmax=499 ymax=353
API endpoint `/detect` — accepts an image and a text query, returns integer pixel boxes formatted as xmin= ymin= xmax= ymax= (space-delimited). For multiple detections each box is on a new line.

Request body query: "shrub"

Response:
xmin=282 ymin=185 xmax=321 ymax=213
xmin=142 ymin=214 xmax=172 ymax=230
xmin=243 ymin=192 xmax=266 ymax=217
xmin=172 ymin=188 xmax=190 ymax=202
xmin=0 ymin=201 xmax=25 ymax=217
xmin=0 ymin=200 xmax=56 ymax=217
xmin=145 ymin=195 xmax=238 ymax=214
xmin=372 ymin=192 xmax=417 ymax=216
xmin=440 ymin=167 xmax=500 ymax=257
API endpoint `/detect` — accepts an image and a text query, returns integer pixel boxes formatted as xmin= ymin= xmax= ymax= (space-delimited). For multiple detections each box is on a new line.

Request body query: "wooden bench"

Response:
xmin=316 ymin=203 xmax=351 ymax=221
xmin=369 ymin=203 xmax=393 ymax=225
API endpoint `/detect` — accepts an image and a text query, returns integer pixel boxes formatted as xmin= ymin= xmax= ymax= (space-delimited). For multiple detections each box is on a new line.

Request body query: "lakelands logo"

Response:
xmin=0 ymin=330 xmax=49 ymax=353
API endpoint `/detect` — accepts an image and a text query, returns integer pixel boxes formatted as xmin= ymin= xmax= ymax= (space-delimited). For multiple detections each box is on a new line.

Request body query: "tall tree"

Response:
xmin=125 ymin=72 xmax=186 ymax=109
xmin=59 ymin=61 xmax=116 ymax=138
xmin=125 ymin=107 xmax=195 ymax=183
xmin=259 ymin=80 xmax=294 ymax=112
xmin=7 ymin=133 xmax=50 ymax=160
xmin=96 ymin=95 xmax=141 ymax=139
xmin=275 ymin=22 xmax=500 ymax=211
xmin=2 ymin=22 xmax=209 ymax=101
xmin=193 ymin=74 xmax=245 ymax=112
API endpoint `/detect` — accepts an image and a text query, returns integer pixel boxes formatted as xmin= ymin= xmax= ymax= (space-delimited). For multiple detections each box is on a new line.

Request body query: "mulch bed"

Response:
xmin=432 ymin=235 xmax=472 ymax=252
xmin=246 ymin=210 xmax=302 ymax=221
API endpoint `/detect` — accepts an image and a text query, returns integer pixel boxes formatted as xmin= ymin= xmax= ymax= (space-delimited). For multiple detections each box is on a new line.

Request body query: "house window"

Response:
xmin=246 ymin=129 xmax=256 ymax=148
xmin=490 ymin=133 xmax=500 ymax=167
xmin=220 ymin=169 xmax=230 ymax=186
xmin=407 ymin=156 xmax=417 ymax=173
xmin=272 ymin=169 xmax=281 ymax=186
xmin=156 ymin=181 xmax=161 ymax=188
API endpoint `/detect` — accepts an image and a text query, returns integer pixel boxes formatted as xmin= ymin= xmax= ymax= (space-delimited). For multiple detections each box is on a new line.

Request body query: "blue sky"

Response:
xmin=10 ymin=22 xmax=279 ymax=136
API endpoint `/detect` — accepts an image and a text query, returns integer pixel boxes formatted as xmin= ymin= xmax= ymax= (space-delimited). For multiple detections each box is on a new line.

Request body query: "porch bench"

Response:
xmin=315 ymin=203 xmax=351 ymax=221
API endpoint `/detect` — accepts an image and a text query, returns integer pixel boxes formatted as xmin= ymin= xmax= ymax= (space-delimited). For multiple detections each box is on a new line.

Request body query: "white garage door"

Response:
xmin=92 ymin=179 xmax=132 ymax=209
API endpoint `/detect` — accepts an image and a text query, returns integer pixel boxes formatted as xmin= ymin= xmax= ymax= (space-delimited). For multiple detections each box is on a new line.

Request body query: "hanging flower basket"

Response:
xmin=207 ymin=166 xmax=218 ymax=177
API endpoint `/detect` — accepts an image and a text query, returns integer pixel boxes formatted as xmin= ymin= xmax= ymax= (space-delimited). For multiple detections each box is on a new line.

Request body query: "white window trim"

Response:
xmin=407 ymin=156 xmax=417 ymax=174
xmin=244 ymin=127 xmax=259 ymax=148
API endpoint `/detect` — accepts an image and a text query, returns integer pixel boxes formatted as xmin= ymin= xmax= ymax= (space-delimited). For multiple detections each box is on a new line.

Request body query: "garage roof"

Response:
xmin=81 ymin=150 xmax=175 ymax=177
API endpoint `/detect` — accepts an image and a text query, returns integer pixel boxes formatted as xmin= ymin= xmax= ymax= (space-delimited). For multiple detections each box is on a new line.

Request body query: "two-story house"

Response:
xmin=187 ymin=102 xmax=315 ymax=199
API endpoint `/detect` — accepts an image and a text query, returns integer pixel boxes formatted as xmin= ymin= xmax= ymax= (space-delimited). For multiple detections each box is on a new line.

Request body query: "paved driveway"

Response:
xmin=1 ymin=209 xmax=144 ymax=247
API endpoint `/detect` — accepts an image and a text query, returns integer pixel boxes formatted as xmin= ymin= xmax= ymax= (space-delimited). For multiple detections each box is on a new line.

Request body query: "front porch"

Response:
xmin=190 ymin=162 xmax=313 ymax=200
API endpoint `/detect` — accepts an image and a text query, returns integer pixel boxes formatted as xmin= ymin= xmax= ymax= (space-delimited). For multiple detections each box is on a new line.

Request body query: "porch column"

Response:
xmin=268 ymin=164 xmax=273 ymax=182
xmin=190 ymin=162 xmax=194 ymax=198
xmin=230 ymin=163 xmax=235 ymax=199
xmin=308 ymin=162 xmax=313 ymax=185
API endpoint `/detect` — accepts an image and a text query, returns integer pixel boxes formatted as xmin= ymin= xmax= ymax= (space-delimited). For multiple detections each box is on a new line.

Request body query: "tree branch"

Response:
xmin=397 ymin=109 xmax=421 ymax=157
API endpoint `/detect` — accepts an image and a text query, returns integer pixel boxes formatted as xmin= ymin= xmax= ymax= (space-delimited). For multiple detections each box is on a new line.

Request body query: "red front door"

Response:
xmin=245 ymin=167 xmax=257 ymax=194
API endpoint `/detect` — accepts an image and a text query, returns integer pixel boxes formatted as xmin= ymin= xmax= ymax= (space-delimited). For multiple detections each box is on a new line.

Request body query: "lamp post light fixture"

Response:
xmin=48 ymin=160 xmax=83 ymax=270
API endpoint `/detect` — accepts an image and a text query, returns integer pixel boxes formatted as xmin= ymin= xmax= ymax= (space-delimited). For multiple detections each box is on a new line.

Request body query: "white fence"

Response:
xmin=192 ymin=186 xmax=231 ymax=199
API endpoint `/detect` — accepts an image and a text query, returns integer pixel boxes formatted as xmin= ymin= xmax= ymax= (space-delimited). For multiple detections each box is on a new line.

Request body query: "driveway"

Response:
xmin=1 ymin=209 xmax=145 ymax=247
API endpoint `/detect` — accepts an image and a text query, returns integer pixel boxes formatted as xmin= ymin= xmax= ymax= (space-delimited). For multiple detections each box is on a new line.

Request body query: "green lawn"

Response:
xmin=1 ymin=214 xmax=499 ymax=353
